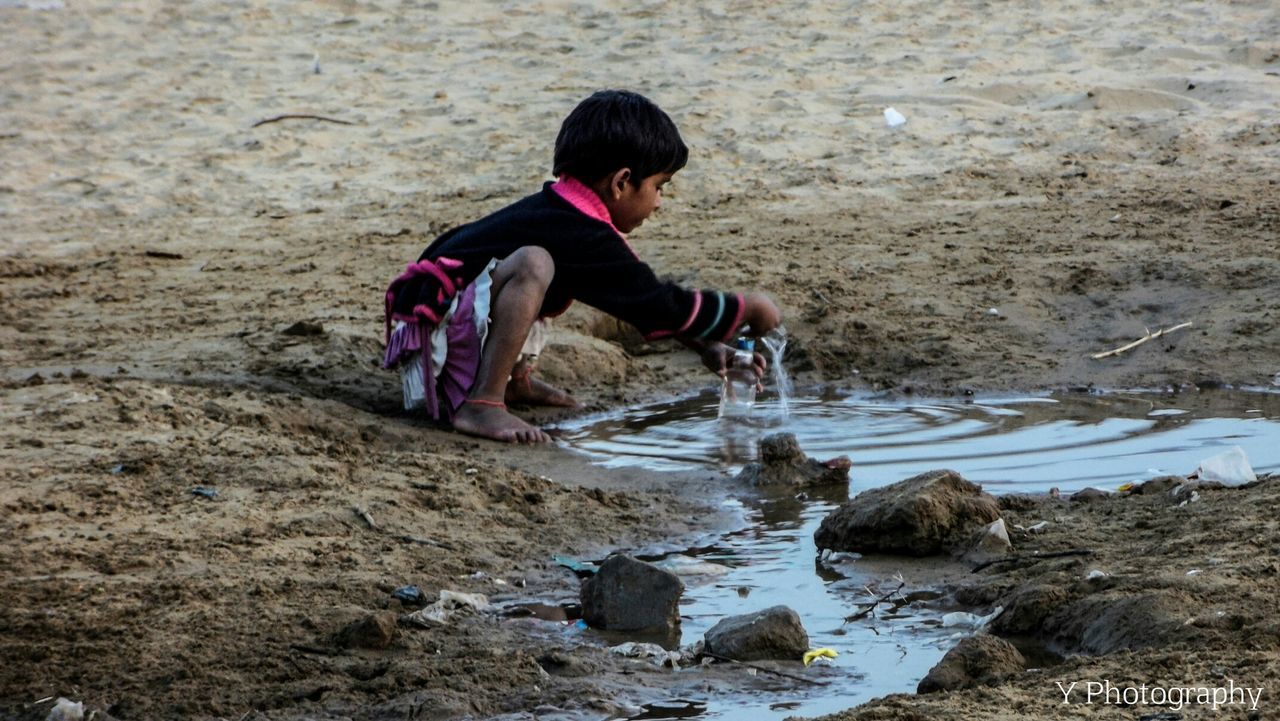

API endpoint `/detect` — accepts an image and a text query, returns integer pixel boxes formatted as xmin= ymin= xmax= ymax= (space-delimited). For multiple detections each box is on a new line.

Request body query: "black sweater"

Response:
xmin=420 ymin=183 xmax=744 ymax=342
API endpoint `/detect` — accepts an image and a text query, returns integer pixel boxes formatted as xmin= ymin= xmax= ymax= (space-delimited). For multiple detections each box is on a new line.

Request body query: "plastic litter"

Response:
xmin=985 ymin=518 xmax=1010 ymax=544
xmin=1194 ymin=446 xmax=1256 ymax=486
xmin=45 ymin=698 xmax=83 ymax=721
xmin=654 ymin=555 xmax=730 ymax=577
xmin=609 ymin=642 xmax=681 ymax=667
xmin=403 ymin=589 xmax=489 ymax=626
xmin=940 ymin=605 xmax=1002 ymax=629
xmin=803 ymin=647 xmax=838 ymax=666
xmin=1085 ymin=569 xmax=1108 ymax=580
xmin=392 ymin=585 xmax=424 ymax=604
xmin=883 ymin=107 xmax=907 ymax=127
xmin=553 ymin=555 xmax=598 ymax=578
xmin=191 ymin=486 xmax=218 ymax=499
xmin=1186 ymin=569 xmax=1203 ymax=576
xmin=987 ymin=307 xmax=1000 ymax=316
xmin=1013 ymin=521 xmax=1048 ymax=533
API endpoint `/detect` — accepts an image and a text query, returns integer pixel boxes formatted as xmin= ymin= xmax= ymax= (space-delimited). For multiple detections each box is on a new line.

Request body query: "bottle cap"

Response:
xmin=735 ymin=337 xmax=755 ymax=351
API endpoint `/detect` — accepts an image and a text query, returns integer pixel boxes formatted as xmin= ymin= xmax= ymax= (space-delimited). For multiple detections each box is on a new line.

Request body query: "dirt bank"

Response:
xmin=3 ymin=0 xmax=1279 ymax=719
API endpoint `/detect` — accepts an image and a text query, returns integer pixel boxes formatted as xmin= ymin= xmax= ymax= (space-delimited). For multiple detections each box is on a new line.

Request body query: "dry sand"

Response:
xmin=2 ymin=0 xmax=1279 ymax=719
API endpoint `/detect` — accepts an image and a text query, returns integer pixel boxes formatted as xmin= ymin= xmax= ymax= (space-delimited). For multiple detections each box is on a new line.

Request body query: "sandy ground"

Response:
xmin=2 ymin=0 xmax=1279 ymax=719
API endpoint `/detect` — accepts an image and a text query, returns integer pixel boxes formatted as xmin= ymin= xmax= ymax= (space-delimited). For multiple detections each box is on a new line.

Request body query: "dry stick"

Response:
xmin=971 ymin=548 xmax=1095 ymax=573
xmin=400 ymin=534 xmax=455 ymax=551
xmin=1091 ymin=322 xmax=1193 ymax=359
xmin=353 ymin=506 xmax=376 ymax=529
xmin=702 ymin=652 xmax=828 ymax=687
xmin=251 ymin=114 xmax=355 ymax=128
xmin=844 ymin=580 xmax=906 ymax=623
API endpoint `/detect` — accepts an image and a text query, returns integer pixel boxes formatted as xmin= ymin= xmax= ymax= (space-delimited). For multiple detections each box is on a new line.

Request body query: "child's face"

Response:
xmin=609 ymin=172 xmax=672 ymax=234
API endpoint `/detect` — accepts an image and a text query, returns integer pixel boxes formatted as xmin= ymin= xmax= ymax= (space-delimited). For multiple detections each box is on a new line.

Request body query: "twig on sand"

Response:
xmin=144 ymin=249 xmax=184 ymax=260
xmin=702 ymin=652 xmax=828 ymax=686
xmin=353 ymin=506 xmax=376 ymax=529
xmin=251 ymin=114 xmax=355 ymax=128
xmin=1091 ymin=322 xmax=1193 ymax=359
xmin=400 ymin=534 xmax=455 ymax=551
xmin=844 ymin=578 xmax=906 ymax=623
xmin=971 ymin=548 xmax=1095 ymax=573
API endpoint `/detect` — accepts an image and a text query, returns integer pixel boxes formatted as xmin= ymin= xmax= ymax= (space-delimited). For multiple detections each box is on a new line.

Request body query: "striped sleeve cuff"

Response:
xmin=685 ymin=290 xmax=744 ymax=343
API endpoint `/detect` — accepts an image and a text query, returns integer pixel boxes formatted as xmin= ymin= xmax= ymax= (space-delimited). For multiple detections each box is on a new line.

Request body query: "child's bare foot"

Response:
xmin=505 ymin=372 xmax=579 ymax=408
xmin=453 ymin=399 xmax=550 ymax=443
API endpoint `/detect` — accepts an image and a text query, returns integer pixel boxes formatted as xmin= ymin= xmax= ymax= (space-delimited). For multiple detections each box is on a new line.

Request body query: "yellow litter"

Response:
xmin=803 ymin=647 xmax=838 ymax=666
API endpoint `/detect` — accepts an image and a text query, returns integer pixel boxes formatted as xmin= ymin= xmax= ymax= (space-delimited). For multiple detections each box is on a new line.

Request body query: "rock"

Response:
xmin=997 ymin=493 xmax=1045 ymax=511
xmin=536 ymin=651 xmax=598 ymax=677
xmin=814 ymin=470 xmax=1001 ymax=556
xmin=580 ymin=555 xmax=683 ymax=633
xmin=961 ymin=518 xmax=1013 ymax=565
xmin=1070 ymin=487 xmax=1112 ymax=503
xmin=917 ymin=634 xmax=1025 ymax=693
xmin=703 ymin=606 xmax=809 ymax=662
xmin=336 ymin=611 xmax=398 ymax=649
xmin=735 ymin=433 xmax=851 ymax=487
xmin=1129 ymin=475 xmax=1185 ymax=495
xmin=989 ymin=585 xmax=1069 ymax=635
xmin=281 ymin=320 xmax=325 ymax=336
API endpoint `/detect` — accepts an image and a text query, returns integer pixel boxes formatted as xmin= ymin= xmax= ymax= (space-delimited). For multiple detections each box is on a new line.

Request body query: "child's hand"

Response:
xmin=743 ymin=292 xmax=782 ymax=336
xmin=701 ymin=342 xmax=768 ymax=388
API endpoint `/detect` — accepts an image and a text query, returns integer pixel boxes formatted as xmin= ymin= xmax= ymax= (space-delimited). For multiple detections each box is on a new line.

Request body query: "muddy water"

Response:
xmin=552 ymin=389 xmax=1280 ymax=719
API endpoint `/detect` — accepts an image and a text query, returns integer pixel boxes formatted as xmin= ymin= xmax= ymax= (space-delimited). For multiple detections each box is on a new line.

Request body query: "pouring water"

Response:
xmin=760 ymin=327 xmax=793 ymax=419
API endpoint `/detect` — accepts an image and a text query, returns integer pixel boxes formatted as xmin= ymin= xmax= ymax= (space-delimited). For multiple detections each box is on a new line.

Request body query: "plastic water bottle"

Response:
xmin=719 ymin=338 xmax=757 ymax=419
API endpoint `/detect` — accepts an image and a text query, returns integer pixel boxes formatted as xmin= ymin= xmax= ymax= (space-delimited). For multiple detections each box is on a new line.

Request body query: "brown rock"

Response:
xmin=703 ymin=606 xmax=809 ymax=662
xmin=580 ymin=555 xmax=683 ymax=634
xmin=1129 ymin=475 xmax=1185 ymax=495
xmin=735 ymin=433 xmax=851 ymax=488
xmin=917 ymin=634 xmax=1025 ymax=693
xmin=1070 ymin=487 xmax=1112 ymax=503
xmin=814 ymin=470 xmax=1001 ymax=556
xmin=336 ymin=611 xmax=399 ymax=650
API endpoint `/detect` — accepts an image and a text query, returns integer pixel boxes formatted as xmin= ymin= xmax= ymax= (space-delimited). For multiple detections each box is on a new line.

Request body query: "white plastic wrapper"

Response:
xmin=1196 ymin=446 xmax=1256 ymax=486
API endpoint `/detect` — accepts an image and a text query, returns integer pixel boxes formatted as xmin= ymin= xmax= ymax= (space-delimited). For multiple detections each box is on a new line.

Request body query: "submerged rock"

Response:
xmin=735 ymin=433 xmax=852 ymax=487
xmin=703 ymin=606 xmax=809 ymax=662
xmin=814 ymin=469 xmax=1001 ymax=556
xmin=917 ymin=633 xmax=1025 ymax=693
xmin=580 ymin=555 xmax=683 ymax=634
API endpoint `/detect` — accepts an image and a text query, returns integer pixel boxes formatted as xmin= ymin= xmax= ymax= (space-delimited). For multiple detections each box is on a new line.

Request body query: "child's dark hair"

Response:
xmin=553 ymin=90 xmax=688 ymax=184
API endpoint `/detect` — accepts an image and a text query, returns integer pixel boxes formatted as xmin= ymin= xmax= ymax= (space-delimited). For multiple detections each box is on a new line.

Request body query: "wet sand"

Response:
xmin=2 ymin=0 xmax=1279 ymax=719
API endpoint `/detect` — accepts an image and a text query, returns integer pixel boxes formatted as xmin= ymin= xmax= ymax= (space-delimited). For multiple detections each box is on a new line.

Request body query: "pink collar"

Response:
xmin=551 ymin=176 xmax=623 ymax=237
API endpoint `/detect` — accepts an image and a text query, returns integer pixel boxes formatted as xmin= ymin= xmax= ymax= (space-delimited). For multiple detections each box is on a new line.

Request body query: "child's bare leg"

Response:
xmin=505 ymin=358 xmax=578 ymax=407
xmin=452 ymin=247 xmax=554 ymax=443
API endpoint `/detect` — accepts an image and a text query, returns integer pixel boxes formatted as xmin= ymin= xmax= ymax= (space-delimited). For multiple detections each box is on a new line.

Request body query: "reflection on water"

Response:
xmin=551 ymin=389 xmax=1280 ymax=719
xmin=559 ymin=389 xmax=1280 ymax=494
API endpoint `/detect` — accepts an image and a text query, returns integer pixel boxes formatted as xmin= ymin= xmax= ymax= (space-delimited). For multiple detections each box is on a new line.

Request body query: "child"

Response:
xmin=384 ymin=90 xmax=782 ymax=443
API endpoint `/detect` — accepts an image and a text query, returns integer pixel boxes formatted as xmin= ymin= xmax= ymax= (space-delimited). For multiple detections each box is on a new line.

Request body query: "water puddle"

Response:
xmin=559 ymin=389 xmax=1280 ymax=493
xmin=534 ymin=389 xmax=1280 ymax=719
